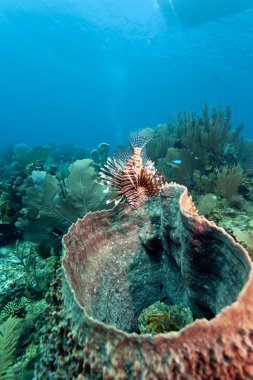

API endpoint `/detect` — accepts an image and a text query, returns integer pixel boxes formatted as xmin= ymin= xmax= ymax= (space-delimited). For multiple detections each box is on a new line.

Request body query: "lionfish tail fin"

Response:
xmin=129 ymin=128 xmax=154 ymax=149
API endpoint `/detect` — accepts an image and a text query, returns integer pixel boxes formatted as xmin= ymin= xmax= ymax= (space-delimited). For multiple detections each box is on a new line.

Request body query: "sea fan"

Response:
xmin=0 ymin=317 xmax=20 ymax=380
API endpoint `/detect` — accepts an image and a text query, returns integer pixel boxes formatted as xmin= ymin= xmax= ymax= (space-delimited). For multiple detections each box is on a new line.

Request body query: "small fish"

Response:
xmin=171 ymin=159 xmax=182 ymax=165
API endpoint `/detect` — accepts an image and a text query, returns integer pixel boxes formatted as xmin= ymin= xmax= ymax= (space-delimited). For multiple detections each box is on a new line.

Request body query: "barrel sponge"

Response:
xmin=36 ymin=182 xmax=253 ymax=379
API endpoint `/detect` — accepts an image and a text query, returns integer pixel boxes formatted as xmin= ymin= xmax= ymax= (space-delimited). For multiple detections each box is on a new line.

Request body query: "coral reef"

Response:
xmin=181 ymin=103 xmax=242 ymax=169
xmin=0 ymin=104 xmax=252 ymax=379
xmin=16 ymin=159 xmax=107 ymax=247
xmin=11 ymin=144 xmax=51 ymax=175
xmin=49 ymin=142 xmax=88 ymax=165
xmin=0 ymin=141 xmax=105 ymax=247
xmin=0 ymin=241 xmax=59 ymax=379
xmin=0 ymin=143 xmax=114 ymax=378
xmin=35 ymin=182 xmax=253 ymax=379
xmin=146 ymin=103 xmax=246 ymax=195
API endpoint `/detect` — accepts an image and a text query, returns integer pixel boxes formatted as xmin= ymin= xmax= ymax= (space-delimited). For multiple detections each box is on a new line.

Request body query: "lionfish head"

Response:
xmin=99 ymin=129 xmax=164 ymax=209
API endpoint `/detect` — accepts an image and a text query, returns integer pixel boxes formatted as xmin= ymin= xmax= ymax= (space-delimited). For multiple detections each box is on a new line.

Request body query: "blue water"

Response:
xmin=0 ymin=0 xmax=253 ymax=150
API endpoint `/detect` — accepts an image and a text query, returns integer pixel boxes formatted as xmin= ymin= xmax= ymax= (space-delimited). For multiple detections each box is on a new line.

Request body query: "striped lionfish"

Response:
xmin=99 ymin=129 xmax=164 ymax=209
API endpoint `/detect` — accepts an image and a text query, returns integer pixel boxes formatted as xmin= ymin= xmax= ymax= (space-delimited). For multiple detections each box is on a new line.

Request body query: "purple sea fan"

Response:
xmin=99 ymin=130 xmax=164 ymax=208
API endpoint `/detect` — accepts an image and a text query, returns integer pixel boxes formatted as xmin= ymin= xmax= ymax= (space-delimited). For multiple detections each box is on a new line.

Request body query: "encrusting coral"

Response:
xmin=138 ymin=301 xmax=193 ymax=334
xmin=35 ymin=182 xmax=253 ymax=379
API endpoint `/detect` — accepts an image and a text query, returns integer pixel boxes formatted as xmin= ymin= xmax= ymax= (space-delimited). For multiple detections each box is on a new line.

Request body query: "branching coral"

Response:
xmin=216 ymin=165 xmax=243 ymax=201
xmin=145 ymin=103 xmax=245 ymax=193
xmin=181 ymin=103 xmax=243 ymax=169
xmin=13 ymin=241 xmax=45 ymax=291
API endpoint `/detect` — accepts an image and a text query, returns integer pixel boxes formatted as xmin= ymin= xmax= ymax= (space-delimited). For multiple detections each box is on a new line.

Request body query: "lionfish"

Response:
xmin=99 ymin=129 xmax=164 ymax=209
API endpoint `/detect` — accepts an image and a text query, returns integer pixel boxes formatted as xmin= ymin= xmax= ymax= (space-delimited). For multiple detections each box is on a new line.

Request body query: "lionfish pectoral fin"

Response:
xmin=106 ymin=195 xmax=123 ymax=206
xmin=114 ymin=197 xmax=122 ymax=206
xmin=95 ymin=179 xmax=107 ymax=186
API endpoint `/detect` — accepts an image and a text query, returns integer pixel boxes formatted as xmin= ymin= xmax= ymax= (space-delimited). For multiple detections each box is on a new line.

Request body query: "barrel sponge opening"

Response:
xmin=62 ymin=183 xmax=251 ymax=333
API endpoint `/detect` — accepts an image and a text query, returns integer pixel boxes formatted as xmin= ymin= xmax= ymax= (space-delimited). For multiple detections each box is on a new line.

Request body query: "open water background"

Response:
xmin=0 ymin=0 xmax=252 ymax=150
